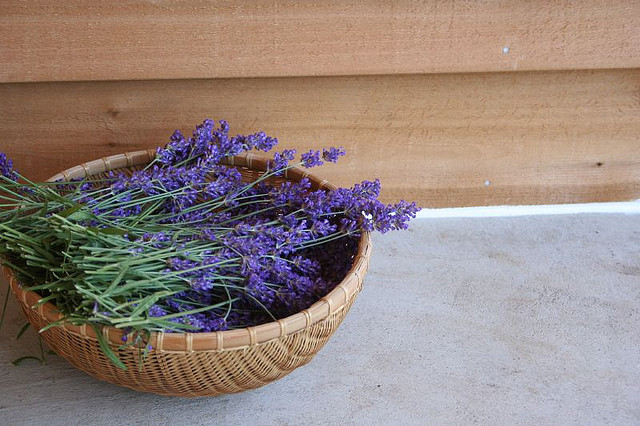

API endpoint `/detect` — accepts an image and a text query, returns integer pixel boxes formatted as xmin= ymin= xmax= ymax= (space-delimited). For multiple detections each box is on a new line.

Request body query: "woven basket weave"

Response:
xmin=3 ymin=149 xmax=371 ymax=397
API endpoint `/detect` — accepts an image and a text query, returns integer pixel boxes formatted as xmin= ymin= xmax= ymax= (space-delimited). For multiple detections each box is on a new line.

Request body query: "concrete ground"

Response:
xmin=1 ymin=214 xmax=638 ymax=425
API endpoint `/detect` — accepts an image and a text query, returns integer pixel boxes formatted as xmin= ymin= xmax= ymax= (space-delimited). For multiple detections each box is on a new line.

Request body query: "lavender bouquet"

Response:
xmin=0 ymin=119 xmax=418 ymax=367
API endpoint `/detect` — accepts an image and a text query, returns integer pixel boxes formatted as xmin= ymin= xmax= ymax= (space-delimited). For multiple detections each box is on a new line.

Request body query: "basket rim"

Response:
xmin=4 ymin=149 xmax=371 ymax=353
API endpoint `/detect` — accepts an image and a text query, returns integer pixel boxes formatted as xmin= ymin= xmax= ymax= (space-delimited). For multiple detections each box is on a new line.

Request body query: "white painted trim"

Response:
xmin=416 ymin=201 xmax=640 ymax=218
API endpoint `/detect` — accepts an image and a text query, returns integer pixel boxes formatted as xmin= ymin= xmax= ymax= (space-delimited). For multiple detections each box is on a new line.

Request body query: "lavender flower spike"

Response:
xmin=269 ymin=149 xmax=297 ymax=174
xmin=0 ymin=153 xmax=17 ymax=181
xmin=301 ymin=150 xmax=323 ymax=168
xmin=322 ymin=147 xmax=346 ymax=163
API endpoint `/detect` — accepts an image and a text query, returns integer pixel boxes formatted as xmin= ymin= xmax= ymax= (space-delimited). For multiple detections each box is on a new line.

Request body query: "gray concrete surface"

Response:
xmin=1 ymin=214 xmax=639 ymax=425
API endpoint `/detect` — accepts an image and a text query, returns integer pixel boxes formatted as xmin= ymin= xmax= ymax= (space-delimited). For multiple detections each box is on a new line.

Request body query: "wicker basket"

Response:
xmin=3 ymin=149 xmax=371 ymax=397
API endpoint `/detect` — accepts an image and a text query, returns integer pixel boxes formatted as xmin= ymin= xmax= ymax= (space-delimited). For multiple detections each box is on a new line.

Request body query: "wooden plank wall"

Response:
xmin=2 ymin=1 xmax=639 ymax=82
xmin=1 ymin=1 xmax=639 ymax=207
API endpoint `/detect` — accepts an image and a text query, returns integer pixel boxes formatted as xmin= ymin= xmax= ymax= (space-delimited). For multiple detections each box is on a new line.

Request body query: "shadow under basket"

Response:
xmin=3 ymin=150 xmax=371 ymax=397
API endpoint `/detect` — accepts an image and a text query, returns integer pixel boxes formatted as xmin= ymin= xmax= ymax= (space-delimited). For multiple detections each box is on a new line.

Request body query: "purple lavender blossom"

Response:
xmin=156 ymin=119 xmax=281 ymax=171
xmin=270 ymin=178 xmax=311 ymax=205
xmin=136 ymin=232 xmax=172 ymax=248
xmin=310 ymin=219 xmax=337 ymax=236
xmin=301 ymin=150 xmax=323 ymax=168
xmin=190 ymin=277 xmax=216 ymax=292
xmin=148 ymin=305 xmax=167 ymax=317
xmin=302 ymin=190 xmax=330 ymax=219
xmin=246 ymin=273 xmax=276 ymax=306
xmin=204 ymin=165 xmax=243 ymax=200
xmin=0 ymin=153 xmax=17 ymax=181
xmin=269 ymin=149 xmax=296 ymax=174
xmin=156 ymin=129 xmax=189 ymax=165
xmin=322 ymin=147 xmax=346 ymax=163
xmin=374 ymin=200 xmax=420 ymax=233
xmin=234 ymin=131 xmax=279 ymax=152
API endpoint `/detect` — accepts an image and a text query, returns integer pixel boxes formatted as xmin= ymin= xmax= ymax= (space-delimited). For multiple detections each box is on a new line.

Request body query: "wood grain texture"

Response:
xmin=1 ymin=1 xmax=639 ymax=83
xmin=1 ymin=69 xmax=639 ymax=207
